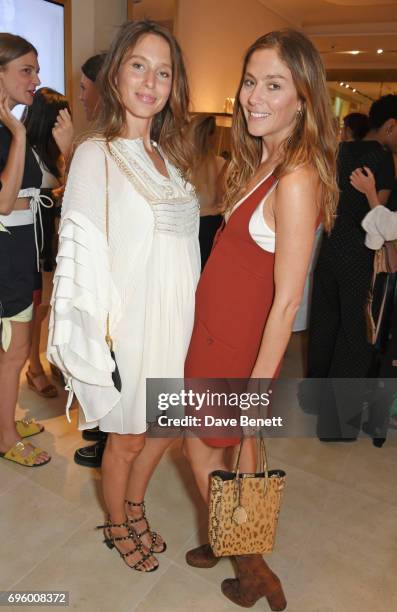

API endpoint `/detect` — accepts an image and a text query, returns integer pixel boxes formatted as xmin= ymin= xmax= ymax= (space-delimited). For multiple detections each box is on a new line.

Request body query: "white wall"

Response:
xmin=94 ymin=0 xmax=127 ymax=52
xmin=175 ymin=0 xmax=290 ymax=113
xmin=71 ymin=0 xmax=127 ymax=134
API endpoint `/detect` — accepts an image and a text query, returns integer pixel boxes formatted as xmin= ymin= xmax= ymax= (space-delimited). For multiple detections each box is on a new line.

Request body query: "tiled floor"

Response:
xmin=1 ymin=333 xmax=396 ymax=612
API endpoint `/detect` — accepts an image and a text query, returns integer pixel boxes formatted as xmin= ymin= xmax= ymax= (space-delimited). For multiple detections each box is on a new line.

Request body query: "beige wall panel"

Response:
xmin=175 ymin=0 xmax=290 ymax=113
xmin=71 ymin=0 xmax=127 ymax=134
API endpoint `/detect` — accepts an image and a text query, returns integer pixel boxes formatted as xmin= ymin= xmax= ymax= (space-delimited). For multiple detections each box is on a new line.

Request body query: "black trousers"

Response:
xmin=307 ymin=245 xmax=375 ymax=438
xmin=366 ymin=277 xmax=397 ymax=439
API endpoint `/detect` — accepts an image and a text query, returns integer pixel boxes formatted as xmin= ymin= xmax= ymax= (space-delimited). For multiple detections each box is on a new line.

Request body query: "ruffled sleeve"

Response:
xmin=47 ymin=140 xmax=122 ymax=424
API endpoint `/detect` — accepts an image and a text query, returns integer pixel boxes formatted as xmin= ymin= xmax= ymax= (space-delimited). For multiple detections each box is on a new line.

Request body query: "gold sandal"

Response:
xmin=0 ymin=441 xmax=51 ymax=467
xmin=15 ymin=418 xmax=44 ymax=438
xmin=97 ymin=518 xmax=159 ymax=572
xmin=26 ymin=369 xmax=58 ymax=398
xmin=125 ymin=500 xmax=167 ymax=553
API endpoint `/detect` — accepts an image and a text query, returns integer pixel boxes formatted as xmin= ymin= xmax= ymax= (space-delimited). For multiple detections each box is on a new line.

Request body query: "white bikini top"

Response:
xmin=229 ymin=171 xmax=278 ymax=253
xmin=249 ymin=178 xmax=278 ymax=253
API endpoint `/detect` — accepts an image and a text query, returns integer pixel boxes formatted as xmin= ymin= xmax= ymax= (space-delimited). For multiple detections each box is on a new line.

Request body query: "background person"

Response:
xmin=0 ymin=33 xmax=50 ymax=467
xmin=73 ymin=53 xmax=109 ymax=468
xmin=353 ymin=162 xmax=397 ymax=446
xmin=23 ymin=86 xmax=73 ymax=398
xmin=340 ymin=112 xmax=370 ymax=142
xmin=189 ymin=114 xmax=225 ymax=269
xmin=79 ymin=53 xmax=107 ymax=122
xmin=307 ymin=94 xmax=397 ymax=441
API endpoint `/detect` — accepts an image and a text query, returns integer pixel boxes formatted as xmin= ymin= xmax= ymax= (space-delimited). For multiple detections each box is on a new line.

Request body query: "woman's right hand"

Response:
xmin=0 ymin=79 xmax=26 ymax=138
xmin=350 ymin=166 xmax=376 ymax=196
xmin=350 ymin=166 xmax=380 ymax=208
xmin=52 ymin=108 xmax=74 ymax=161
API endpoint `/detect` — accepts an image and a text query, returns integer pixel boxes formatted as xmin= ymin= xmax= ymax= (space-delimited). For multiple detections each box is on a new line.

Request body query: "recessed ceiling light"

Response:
xmin=353 ymin=89 xmax=357 ymax=93
xmin=377 ymin=49 xmax=384 ymax=54
xmin=345 ymin=84 xmax=350 ymax=88
xmin=340 ymin=82 xmax=344 ymax=86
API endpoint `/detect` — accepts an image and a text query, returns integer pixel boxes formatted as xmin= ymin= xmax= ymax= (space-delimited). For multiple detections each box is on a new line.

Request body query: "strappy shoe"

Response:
xmin=125 ymin=500 xmax=167 ymax=553
xmin=96 ymin=518 xmax=159 ymax=572
xmin=26 ymin=369 xmax=58 ymax=398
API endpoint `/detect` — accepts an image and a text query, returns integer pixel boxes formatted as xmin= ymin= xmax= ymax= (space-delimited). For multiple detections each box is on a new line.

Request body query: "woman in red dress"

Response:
xmin=183 ymin=30 xmax=338 ymax=609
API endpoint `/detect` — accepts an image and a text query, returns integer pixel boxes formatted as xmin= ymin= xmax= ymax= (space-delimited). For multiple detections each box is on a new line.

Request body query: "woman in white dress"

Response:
xmin=47 ymin=21 xmax=200 ymax=572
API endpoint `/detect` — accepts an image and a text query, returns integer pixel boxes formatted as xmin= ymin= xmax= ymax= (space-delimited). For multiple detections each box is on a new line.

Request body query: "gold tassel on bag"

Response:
xmin=208 ymin=436 xmax=286 ymax=557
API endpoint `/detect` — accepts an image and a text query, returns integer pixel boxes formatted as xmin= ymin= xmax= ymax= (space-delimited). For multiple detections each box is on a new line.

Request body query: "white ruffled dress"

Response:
xmin=47 ymin=138 xmax=200 ymax=434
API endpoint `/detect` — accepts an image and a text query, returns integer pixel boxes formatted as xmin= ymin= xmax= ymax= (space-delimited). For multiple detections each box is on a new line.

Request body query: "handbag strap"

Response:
xmin=233 ymin=434 xmax=269 ymax=500
xmin=234 ymin=433 xmax=269 ymax=473
xmin=103 ymin=145 xmax=113 ymax=352
xmin=375 ymin=275 xmax=389 ymax=342
xmin=369 ymin=250 xmax=390 ymax=344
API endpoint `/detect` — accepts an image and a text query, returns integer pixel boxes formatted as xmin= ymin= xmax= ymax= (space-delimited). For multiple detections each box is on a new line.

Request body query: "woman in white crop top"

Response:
xmin=0 ymin=34 xmax=51 ymax=469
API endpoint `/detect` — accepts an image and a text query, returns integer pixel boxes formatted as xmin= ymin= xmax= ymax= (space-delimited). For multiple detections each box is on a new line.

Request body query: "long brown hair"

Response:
xmin=225 ymin=29 xmax=338 ymax=232
xmin=189 ymin=114 xmax=221 ymax=202
xmin=190 ymin=114 xmax=216 ymax=163
xmin=92 ymin=20 xmax=193 ymax=180
xmin=23 ymin=87 xmax=71 ymax=179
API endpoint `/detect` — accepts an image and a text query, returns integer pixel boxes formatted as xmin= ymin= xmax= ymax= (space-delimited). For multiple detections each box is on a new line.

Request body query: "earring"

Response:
xmin=297 ymin=108 xmax=303 ymax=118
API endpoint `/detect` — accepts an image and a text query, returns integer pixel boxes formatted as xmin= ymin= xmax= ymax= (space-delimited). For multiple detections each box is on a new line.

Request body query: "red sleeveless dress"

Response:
xmin=185 ymin=174 xmax=279 ymax=447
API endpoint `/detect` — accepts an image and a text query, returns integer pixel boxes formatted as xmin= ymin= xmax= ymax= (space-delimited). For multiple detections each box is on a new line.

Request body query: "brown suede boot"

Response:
xmin=221 ymin=554 xmax=287 ymax=610
xmin=185 ymin=544 xmax=219 ymax=568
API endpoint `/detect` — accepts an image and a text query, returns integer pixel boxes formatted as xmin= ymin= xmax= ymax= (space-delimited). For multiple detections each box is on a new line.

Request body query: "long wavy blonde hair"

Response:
xmin=90 ymin=20 xmax=194 ymax=181
xmin=225 ymin=29 xmax=338 ymax=232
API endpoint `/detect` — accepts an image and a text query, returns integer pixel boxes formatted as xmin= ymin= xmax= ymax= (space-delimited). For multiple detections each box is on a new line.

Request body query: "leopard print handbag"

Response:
xmin=208 ymin=437 xmax=286 ymax=557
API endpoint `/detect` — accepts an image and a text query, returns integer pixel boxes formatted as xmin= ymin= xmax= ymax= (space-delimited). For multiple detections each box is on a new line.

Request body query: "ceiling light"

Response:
xmin=353 ymin=89 xmax=357 ymax=93
xmin=340 ymin=82 xmax=344 ymax=86
xmin=377 ymin=49 xmax=384 ymax=54
xmin=349 ymin=50 xmax=360 ymax=55
xmin=345 ymin=84 xmax=350 ymax=88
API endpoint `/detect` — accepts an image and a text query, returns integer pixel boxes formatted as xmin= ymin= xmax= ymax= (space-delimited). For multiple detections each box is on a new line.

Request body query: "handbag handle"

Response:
xmin=103 ymin=144 xmax=113 ymax=352
xmin=233 ymin=434 xmax=269 ymax=500
xmin=234 ymin=434 xmax=269 ymax=473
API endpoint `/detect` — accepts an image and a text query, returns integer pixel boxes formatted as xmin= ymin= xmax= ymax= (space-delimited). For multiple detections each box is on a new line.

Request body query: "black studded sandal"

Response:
xmin=96 ymin=518 xmax=159 ymax=572
xmin=125 ymin=500 xmax=167 ymax=554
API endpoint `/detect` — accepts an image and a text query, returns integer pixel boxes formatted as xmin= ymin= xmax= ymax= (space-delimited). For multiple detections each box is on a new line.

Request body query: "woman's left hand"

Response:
xmin=52 ymin=108 xmax=74 ymax=160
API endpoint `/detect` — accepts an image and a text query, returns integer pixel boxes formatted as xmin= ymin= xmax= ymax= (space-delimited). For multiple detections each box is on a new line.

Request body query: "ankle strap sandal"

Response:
xmin=96 ymin=518 xmax=159 ymax=572
xmin=125 ymin=500 xmax=167 ymax=553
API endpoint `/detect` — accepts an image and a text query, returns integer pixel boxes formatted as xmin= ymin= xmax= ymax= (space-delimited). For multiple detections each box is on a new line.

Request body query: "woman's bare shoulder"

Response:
xmin=275 ymin=164 xmax=320 ymax=218
xmin=277 ymin=164 xmax=318 ymax=197
xmin=278 ymin=164 xmax=318 ymax=187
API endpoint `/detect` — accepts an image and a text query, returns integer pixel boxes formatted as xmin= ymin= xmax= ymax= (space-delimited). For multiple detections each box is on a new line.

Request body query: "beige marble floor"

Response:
xmin=1 ymin=334 xmax=397 ymax=612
